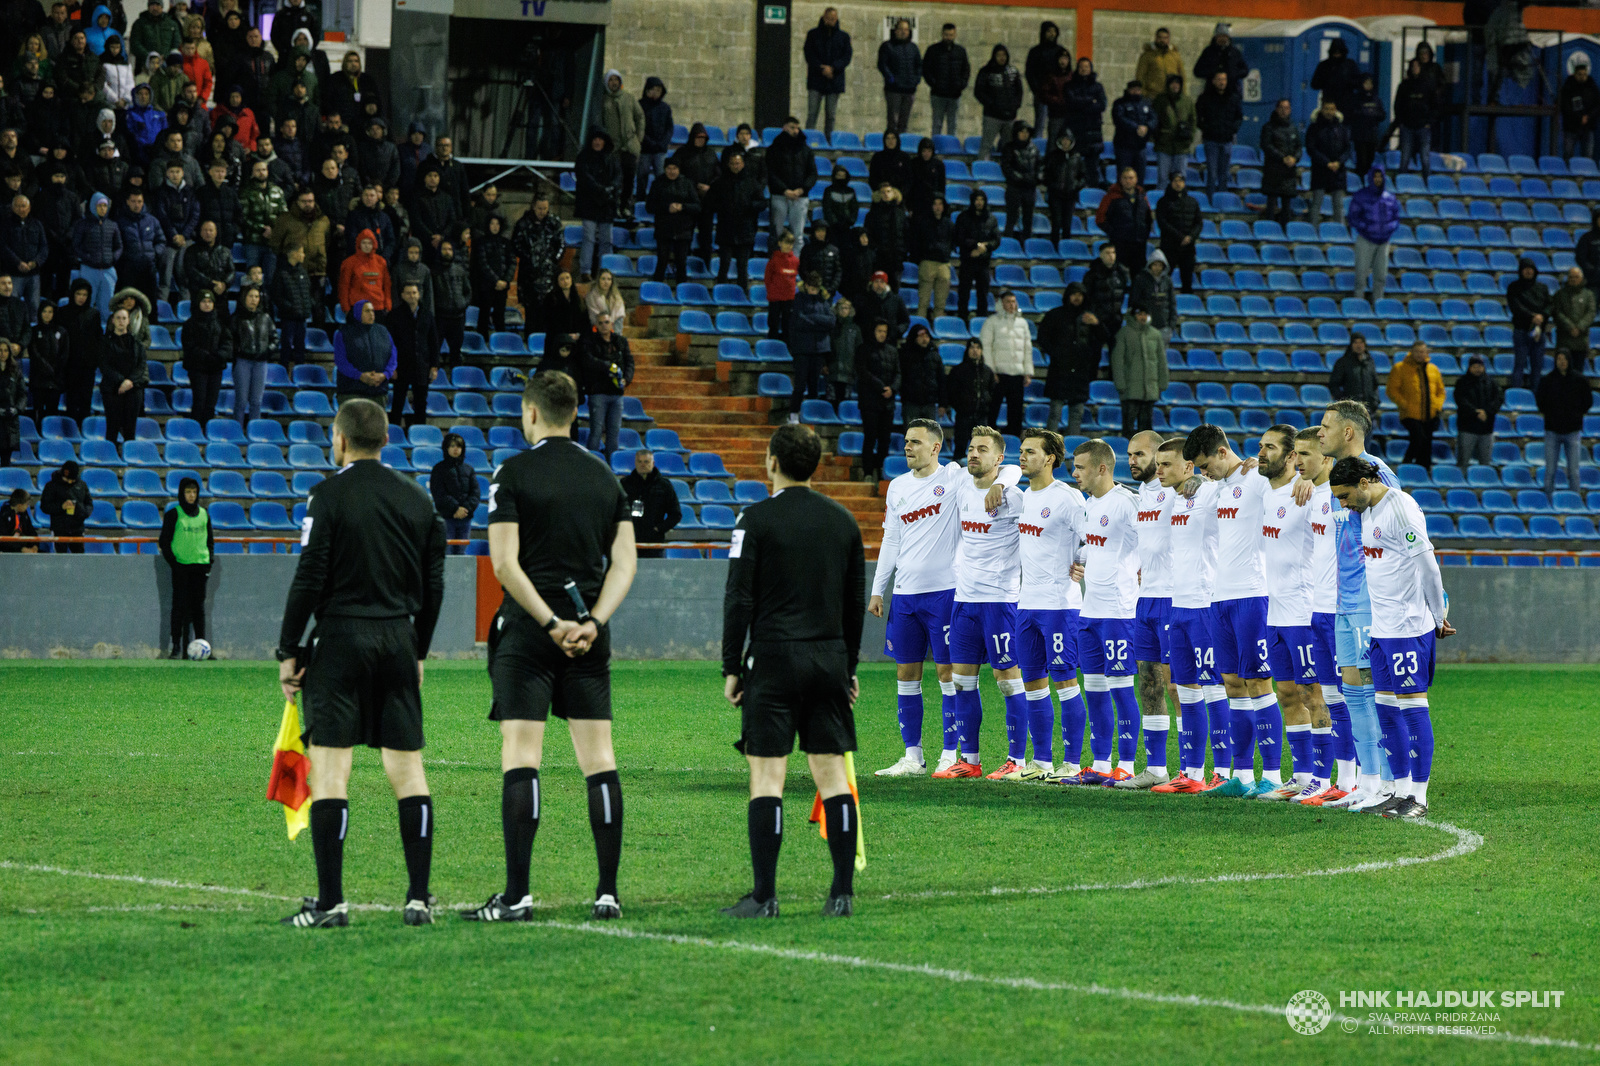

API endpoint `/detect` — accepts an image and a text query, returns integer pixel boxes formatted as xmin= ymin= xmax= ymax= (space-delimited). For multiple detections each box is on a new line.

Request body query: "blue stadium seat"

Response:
xmin=699 ymin=504 xmax=737 ymax=529
xmin=293 ymin=391 xmax=335 ymax=417
xmin=693 ymin=480 xmax=733 ymax=503
xmin=799 ymin=399 xmax=840 ymax=424
xmin=288 ymin=444 xmax=331 ymax=470
xmin=250 ymin=502 xmax=296 ymax=530
xmin=689 ymin=453 xmax=731 ymax=477
xmin=246 ymin=443 xmax=289 ymax=469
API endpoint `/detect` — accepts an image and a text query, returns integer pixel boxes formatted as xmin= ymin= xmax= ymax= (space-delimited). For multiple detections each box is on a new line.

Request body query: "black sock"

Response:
xmin=397 ymin=794 xmax=433 ymax=903
xmin=748 ymin=797 xmax=783 ymax=903
xmin=502 ymin=767 xmax=539 ymax=902
xmin=822 ymin=793 xmax=858 ymax=898
xmin=309 ymin=798 xmax=348 ymax=910
xmin=585 ymin=770 xmax=623 ymax=899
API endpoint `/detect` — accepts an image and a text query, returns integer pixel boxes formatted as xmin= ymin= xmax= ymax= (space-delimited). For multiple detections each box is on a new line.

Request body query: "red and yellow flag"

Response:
xmin=266 ymin=699 xmax=312 ymax=840
xmin=808 ymin=752 xmax=866 ymax=871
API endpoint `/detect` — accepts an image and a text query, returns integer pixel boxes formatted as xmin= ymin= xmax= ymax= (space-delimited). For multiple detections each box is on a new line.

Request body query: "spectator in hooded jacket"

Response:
xmin=1193 ymin=24 xmax=1248 ymax=100
xmin=1259 ymin=98 xmax=1301 ymax=224
xmin=472 ymin=216 xmax=516 ymax=336
xmin=28 ymin=301 xmax=67 ymax=424
xmin=1328 ymin=334 xmax=1380 ymax=420
xmin=912 ymin=195 xmax=954 ymax=321
xmin=787 ymin=271 xmax=834 ymax=421
xmin=1109 ymin=304 xmax=1167 ymax=434
xmin=1506 ymin=257 xmax=1552 ymax=390
xmin=355 ymin=115 xmax=400 ymax=190
xmin=1000 ymin=120 xmax=1040 ymax=241
xmin=1309 ymin=38 xmax=1363 ymax=115
xmin=99 ymin=305 xmax=147 ymax=444
xmin=1347 ymin=164 xmax=1399 ymax=304
xmin=923 ymin=24 xmax=970 ymax=137
xmin=1345 ymin=73 xmax=1388 ymax=177
xmin=59 ymin=280 xmax=101 ymax=425
xmin=1454 ymin=354 xmax=1503 ymax=472
xmin=1083 ymin=242 xmax=1130 ymax=341
xmin=1305 ymin=97 xmax=1352 ymax=227
xmin=574 ymin=129 xmax=621 ymax=279
xmin=763 ymin=231 xmax=799 ymax=341
xmin=180 ymin=287 xmax=229 ymax=424
xmin=669 ymin=122 xmax=720 ymax=261
xmin=767 ymin=116 xmax=814 ymax=250
xmin=1130 ymin=250 xmax=1175 ymax=343
xmin=1152 ymin=73 xmax=1196 ymax=191
xmin=1025 ymin=21 xmax=1065 ymax=138
xmin=898 ymin=322 xmax=943 ymax=425
xmin=798 ymin=220 xmax=842 ymax=296
xmin=1195 ymin=70 xmax=1242 ymax=196
xmin=942 ymin=337 xmax=993 ymax=459
xmin=430 ymin=431 xmax=479 ymax=554
xmin=157 ymin=475 xmax=213 ymax=657
xmin=862 ymin=183 xmax=906 ymax=279
xmin=974 ymin=44 xmax=1023 ymax=161
xmin=1111 ymin=79 xmax=1155 ymax=182
xmin=954 ymin=189 xmax=999 ymax=322
xmin=337 ymin=227 xmax=391 ymax=313
xmin=1062 ymin=57 xmax=1107 ymax=174
xmin=1537 ymin=350 xmax=1593 ymax=495
xmin=856 ymin=319 xmax=899 ymax=482
xmin=637 ymin=76 xmax=672 ymax=201
xmin=828 ymin=298 xmax=861 ymax=405
xmin=878 ymin=18 xmax=921 ymax=135
xmin=647 ymin=158 xmax=700 ymax=285
xmin=40 ymin=459 xmax=93 ymax=552
xmin=1043 ymin=127 xmax=1085 ymax=244
xmin=803 ymin=8 xmax=852 ymax=137
xmin=1559 ymin=61 xmax=1600 ymax=160
xmin=598 ymin=69 xmax=642 ymax=215
xmin=1394 ymin=59 xmax=1436 ymax=180
xmin=229 ymin=283 xmax=275 ymax=425
xmin=1155 ymin=170 xmax=1201 ymax=293
xmin=979 ymin=289 xmax=1032 ymax=437
xmin=0 ymin=340 xmax=21 ymax=467
xmin=1037 ymin=282 xmax=1104 ymax=434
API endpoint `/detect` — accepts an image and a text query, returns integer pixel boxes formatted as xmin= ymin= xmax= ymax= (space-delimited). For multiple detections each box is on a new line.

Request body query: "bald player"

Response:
xmin=1117 ymin=430 xmax=1180 ymax=789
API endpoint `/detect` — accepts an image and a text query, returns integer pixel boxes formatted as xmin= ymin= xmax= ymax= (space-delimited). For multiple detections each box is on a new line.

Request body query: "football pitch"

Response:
xmin=2 ymin=660 xmax=1596 ymax=1064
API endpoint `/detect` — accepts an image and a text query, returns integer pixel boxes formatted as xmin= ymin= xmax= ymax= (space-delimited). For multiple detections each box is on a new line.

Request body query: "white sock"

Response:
xmin=1411 ymin=779 xmax=1429 ymax=805
xmin=906 ymin=744 xmax=923 ymax=764
xmin=1092 ymin=759 xmax=1111 ymax=773
xmin=941 ymin=748 xmax=958 ymax=760
xmin=1263 ymin=769 xmax=1282 ymax=785
xmin=1335 ymin=758 xmax=1358 ymax=791
xmin=1394 ymin=774 xmax=1413 ymax=798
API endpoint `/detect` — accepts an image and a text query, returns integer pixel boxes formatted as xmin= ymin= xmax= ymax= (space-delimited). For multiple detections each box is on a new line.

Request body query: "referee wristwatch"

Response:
xmin=542 ymin=615 xmax=563 ymax=632
xmin=274 ymin=647 xmax=297 ymax=662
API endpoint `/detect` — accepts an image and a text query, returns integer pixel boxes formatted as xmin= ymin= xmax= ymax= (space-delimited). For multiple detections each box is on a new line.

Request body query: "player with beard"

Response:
xmin=1115 ymin=429 xmax=1179 ymax=789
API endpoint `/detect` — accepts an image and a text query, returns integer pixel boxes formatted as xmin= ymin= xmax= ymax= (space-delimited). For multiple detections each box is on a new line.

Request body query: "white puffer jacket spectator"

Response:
xmin=979 ymin=306 xmax=1033 ymax=376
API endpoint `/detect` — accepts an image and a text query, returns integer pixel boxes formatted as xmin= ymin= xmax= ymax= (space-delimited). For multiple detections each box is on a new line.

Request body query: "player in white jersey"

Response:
xmin=1329 ymin=457 xmax=1454 ymax=819
xmin=1118 ymin=430 xmax=1179 ymax=790
xmin=1182 ymin=424 xmax=1281 ymax=798
xmin=1057 ymin=439 xmax=1142 ymax=786
xmin=869 ymin=419 xmax=1020 ymax=777
xmin=1009 ymin=430 xmax=1087 ymax=781
xmin=934 ymin=427 xmax=1030 ymax=780
xmin=1291 ymin=427 xmax=1359 ymax=806
xmin=1252 ymin=425 xmax=1331 ymax=802
xmin=1149 ymin=437 xmax=1233 ymax=792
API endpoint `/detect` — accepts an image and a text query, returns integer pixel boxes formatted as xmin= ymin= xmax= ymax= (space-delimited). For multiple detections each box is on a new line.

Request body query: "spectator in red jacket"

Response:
xmin=763 ymin=230 xmax=799 ymax=341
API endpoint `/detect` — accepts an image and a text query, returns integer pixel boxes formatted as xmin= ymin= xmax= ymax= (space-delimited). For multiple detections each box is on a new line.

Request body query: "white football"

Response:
xmin=186 ymin=639 xmax=212 ymax=661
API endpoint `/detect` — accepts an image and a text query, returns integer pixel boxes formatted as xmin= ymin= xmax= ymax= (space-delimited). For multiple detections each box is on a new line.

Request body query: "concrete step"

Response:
xmin=632 ymin=366 xmax=715 ymax=382
xmin=630 ymin=380 xmax=721 ymax=398
xmin=643 ymin=396 xmax=769 ymax=413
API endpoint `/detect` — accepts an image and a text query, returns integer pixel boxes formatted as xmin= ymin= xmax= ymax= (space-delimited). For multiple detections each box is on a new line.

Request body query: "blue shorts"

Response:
xmin=1310 ymin=613 xmax=1339 ymax=686
xmin=949 ymin=600 xmax=1019 ymax=670
xmin=1370 ymin=631 xmax=1436 ymax=694
xmin=1017 ymin=607 xmax=1080 ymax=682
xmin=883 ymin=588 xmax=954 ymax=665
xmin=1213 ymin=596 xmax=1270 ymax=680
xmin=1167 ymin=605 xmax=1217 ymax=687
xmin=1266 ymin=624 xmax=1319 ymax=685
xmin=1078 ymin=616 xmax=1135 ymax=677
xmin=1335 ymin=611 xmax=1374 ymax=671
xmin=1132 ymin=596 xmax=1171 ymax=664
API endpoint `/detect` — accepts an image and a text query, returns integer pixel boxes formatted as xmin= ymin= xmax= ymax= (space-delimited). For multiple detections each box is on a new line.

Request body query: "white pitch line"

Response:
xmin=880 ymin=818 xmax=1484 ymax=901
xmin=527 ymin=919 xmax=1600 ymax=1054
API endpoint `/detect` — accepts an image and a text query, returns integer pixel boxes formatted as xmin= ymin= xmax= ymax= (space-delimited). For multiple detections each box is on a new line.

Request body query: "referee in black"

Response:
xmin=276 ymin=397 xmax=447 ymax=928
xmin=462 ymin=370 xmax=638 ymax=923
xmin=721 ymin=423 xmax=866 ymax=918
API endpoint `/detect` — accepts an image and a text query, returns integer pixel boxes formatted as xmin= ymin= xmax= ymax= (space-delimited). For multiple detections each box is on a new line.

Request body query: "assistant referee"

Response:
xmin=276 ymin=398 xmax=447 ymax=928
xmin=462 ymin=370 xmax=638 ymax=924
xmin=721 ymin=423 xmax=866 ymax=918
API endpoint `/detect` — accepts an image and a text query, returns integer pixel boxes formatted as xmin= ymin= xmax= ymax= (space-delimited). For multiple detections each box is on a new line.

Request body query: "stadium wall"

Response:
xmin=1 ymin=558 xmax=1595 ymax=663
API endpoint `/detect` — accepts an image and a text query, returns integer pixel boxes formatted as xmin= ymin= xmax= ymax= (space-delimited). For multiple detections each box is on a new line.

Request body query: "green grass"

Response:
xmin=1 ymin=661 xmax=1597 ymax=1064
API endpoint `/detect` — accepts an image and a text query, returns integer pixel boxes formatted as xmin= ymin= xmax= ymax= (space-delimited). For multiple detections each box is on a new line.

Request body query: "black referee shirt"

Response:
xmin=721 ymin=485 xmax=866 ymax=676
xmin=487 ymin=436 xmax=630 ymax=618
xmin=278 ymin=458 xmax=448 ymax=656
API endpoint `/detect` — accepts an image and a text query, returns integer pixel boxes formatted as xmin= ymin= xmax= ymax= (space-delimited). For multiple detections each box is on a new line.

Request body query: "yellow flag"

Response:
xmin=808 ymin=752 xmax=866 ymax=871
xmin=266 ymin=699 xmax=312 ymax=840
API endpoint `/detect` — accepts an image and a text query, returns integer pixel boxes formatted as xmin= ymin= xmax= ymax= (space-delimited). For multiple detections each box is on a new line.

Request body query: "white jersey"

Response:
xmin=1259 ymin=476 xmax=1315 ymax=626
xmin=1308 ymin=482 xmax=1337 ymax=615
xmin=1362 ymin=488 xmax=1441 ymax=640
xmin=1079 ymin=485 xmax=1140 ymax=620
xmin=1134 ymin=477 xmax=1176 ymax=599
xmin=873 ymin=461 xmax=1020 ymax=597
xmin=1212 ymin=464 xmax=1268 ymax=601
xmin=953 ymin=477 xmax=1026 ymax=603
xmin=1168 ymin=480 xmax=1221 ymax=610
xmin=1018 ymin=479 xmax=1086 ymax=611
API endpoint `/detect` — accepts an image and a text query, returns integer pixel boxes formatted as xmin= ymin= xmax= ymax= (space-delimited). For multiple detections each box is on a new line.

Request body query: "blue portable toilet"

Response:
xmin=1458 ymin=32 xmax=1582 ymax=157
xmin=1232 ymin=19 xmax=1386 ymax=151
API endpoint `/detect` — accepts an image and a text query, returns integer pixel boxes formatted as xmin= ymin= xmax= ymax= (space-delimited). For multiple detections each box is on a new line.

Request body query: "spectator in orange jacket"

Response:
xmin=1386 ymin=339 xmax=1446 ymax=470
xmin=180 ymin=40 xmax=214 ymax=104
xmin=338 ymin=228 xmax=392 ymax=313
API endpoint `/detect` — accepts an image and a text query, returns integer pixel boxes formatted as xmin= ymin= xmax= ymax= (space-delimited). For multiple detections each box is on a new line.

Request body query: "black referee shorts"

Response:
xmin=301 ymin=618 xmax=424 ymax=751
xmin=740 ymin=639 xmax=856 ymax=758
xmin=488 ymin=610 xmax=613 ymax=723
